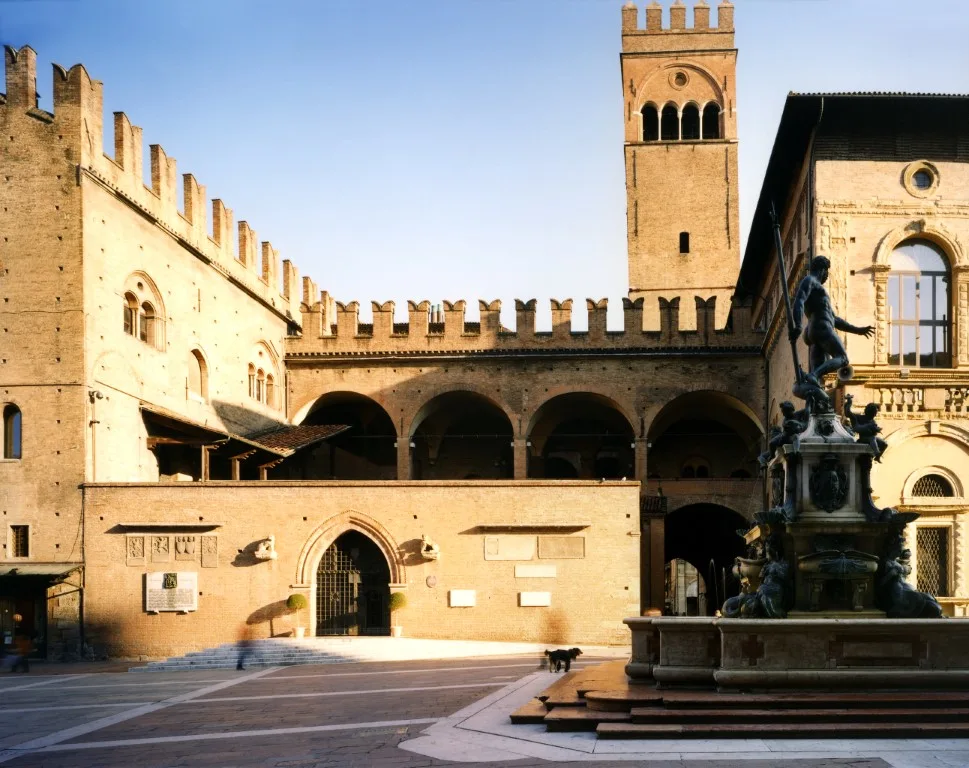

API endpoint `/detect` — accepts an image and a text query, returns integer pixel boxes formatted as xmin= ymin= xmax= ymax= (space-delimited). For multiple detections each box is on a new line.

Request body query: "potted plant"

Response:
xmin=287 ymin=593 xmax=308 ymax=638
xmin=388 ymin=591 xmax=407 ymax=638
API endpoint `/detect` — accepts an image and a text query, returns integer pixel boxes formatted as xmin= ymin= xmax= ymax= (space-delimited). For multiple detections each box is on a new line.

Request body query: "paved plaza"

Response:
xmin=0 ymin=653 xmax=964 ymax=767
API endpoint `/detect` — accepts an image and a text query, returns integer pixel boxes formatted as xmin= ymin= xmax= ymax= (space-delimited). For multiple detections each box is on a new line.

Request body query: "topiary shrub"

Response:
xmin=287 ymin=593 xmax=308 ymax=611
xmin=388 ymin=591 xmax=407 ymax=614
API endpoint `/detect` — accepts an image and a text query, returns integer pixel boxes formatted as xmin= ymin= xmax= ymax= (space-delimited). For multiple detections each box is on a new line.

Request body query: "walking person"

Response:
xmin=236 ymin=624 xmax=255 ymax=670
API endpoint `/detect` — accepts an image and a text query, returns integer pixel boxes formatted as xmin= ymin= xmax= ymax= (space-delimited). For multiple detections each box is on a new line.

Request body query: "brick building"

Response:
xmin=1 ymin=2 xmax=967 ymax=660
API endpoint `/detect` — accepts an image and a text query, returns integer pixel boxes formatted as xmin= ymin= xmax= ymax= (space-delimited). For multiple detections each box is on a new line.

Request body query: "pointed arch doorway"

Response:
xmin=316 ymin=531 xmax=391 ymax=635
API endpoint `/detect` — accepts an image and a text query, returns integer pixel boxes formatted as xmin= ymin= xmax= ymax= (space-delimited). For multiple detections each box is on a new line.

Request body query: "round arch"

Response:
xmin=408 ymin=389 xmax=514 ymax=480
xmin=902 ymin=465 xmax=964 ymax=500
xmin=664 ymin=503 xmax=748 ymax=615
xmin=408 ymin=387 xmax=515 ymax=438
xmin=873 ymin=219 xmax=966 ymax=269
xmin=883 ymin=420 xmax=969 ymax=452
xmin=633 ymin=61 xmax=726 ymax=114
xmin=295 ymin=391 xmax=398 ymax=480
xmin=527 ymin=391 xmax=637 ymax=480
xmin=527 ymin=389 xmax=638 ymax=438
xmin=646 ymin=390 xmax=764 ymax=480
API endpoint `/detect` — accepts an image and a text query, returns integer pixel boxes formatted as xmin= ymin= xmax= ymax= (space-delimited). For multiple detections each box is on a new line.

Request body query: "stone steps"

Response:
xmin=513 ymin=661 xmax=969 ymax=740
xmin=131 ymin=640 xmax=361 ymax=672
xmin=630 ymin=707 xmax=969 ymax=724
xmin=596 ymin=721 xmax=969 ymax=739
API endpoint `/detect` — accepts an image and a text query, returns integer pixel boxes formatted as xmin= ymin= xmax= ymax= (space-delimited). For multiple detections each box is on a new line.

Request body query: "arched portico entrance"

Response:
xmin=664 ymin=503 xmax=748 ymax=615
xmin=315 ymin=531 xmax=391 ymax=635
xmin=298 ymin=392 xmax=397 ymax=479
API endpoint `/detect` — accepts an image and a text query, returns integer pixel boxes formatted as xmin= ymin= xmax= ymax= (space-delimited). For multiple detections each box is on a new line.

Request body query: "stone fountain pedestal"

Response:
xmin=626 ymin=401 xmax=961 ymax=690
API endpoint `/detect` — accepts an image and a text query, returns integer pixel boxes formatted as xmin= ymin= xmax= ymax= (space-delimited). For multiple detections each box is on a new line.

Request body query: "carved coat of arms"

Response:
xmin=809 ymin=455 xmax=849 ymax=512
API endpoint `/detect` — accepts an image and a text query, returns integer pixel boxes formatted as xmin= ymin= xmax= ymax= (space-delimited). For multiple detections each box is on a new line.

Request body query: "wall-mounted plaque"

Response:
xmin=145 ymin=571 xmax=198 ymax=613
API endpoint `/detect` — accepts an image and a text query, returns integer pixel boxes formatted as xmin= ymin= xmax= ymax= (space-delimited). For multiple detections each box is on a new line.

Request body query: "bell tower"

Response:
xmin=621 ymin=1 xmax=739 ymax=329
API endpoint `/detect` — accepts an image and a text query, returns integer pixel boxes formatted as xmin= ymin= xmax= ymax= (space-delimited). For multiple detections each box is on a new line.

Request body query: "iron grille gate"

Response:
xmin=316 ymin=536 xmax=390 ymax=635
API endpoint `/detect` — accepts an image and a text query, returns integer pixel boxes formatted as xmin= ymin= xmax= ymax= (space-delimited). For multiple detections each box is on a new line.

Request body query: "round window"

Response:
xmin=669 ymin=70 xmax=689 ymax=89
xmin=913 ymin=170 xmax=933 ymax=190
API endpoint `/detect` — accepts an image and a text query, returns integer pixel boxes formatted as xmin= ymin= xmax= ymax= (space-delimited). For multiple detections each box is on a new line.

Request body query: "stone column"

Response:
xmin=396 ymin=437 xmax=412 ymax=480
xmin=634 ymin=437 xmax=648 ymax=488
xmin=512 ymin=438 xmax=529 ymax=479
xmin=639 ymin=494 xmax=668 ymax=614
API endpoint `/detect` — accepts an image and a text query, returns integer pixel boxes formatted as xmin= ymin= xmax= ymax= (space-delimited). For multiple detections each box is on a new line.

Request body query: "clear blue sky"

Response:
xmin=3 ymin=1 xmax=968 ymax=329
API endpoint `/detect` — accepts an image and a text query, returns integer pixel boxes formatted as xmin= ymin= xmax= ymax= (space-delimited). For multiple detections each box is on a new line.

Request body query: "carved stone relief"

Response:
xmin=959 ymin=280 xmax=969 ymax=366
xmin=175 ymin=536 xmax=197 ymax=561
xmin=126 ymin=536 xmax=146 ymax=566
xmin=151 ymin=535 xmax=172 ymax=563
xmin=201 ymin=535 xmax=218 ymax=568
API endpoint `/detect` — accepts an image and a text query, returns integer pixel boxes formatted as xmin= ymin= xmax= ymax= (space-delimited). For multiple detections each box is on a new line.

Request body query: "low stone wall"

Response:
xmin=81 ymin=481 xmax=641 ymax=658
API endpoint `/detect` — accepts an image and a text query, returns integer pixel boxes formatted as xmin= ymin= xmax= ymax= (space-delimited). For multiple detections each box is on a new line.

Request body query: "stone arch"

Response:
xmin=634 ymin=61 xmax=725 ymax=115
xmin=526 ymin=388 xmax=637 ymax=438
xmin=295 ymin=509 xmax=405 ymax=588
xmin=408 ymin=386 xmax=515 ymax=438
xmin=292 ymin=389 xmax=396 ymax=430
xmin=526 ymin=391 xmax=637 ymax=480
xmin=873 ymin=219 xmax=966 ymax=269
xmin=646 ymin=390 xmax=764 ymax=481
xmin=292 ymin=391 xmax=398 ymax=480
xmin=407 ymin=388 xmax=514 ymax=480
xmin=884 ymin=420 xmax=969 ymax=452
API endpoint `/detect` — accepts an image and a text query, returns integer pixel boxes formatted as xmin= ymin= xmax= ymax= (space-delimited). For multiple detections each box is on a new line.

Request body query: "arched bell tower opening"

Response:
xmin=315 ymin=531 xmax=391 ymax=636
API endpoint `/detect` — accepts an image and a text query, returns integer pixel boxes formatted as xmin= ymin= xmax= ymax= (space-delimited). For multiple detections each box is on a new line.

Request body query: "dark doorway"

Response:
xmin=664 ymin=503 xmax=747 ymax=615
xmin=0 ymin=582 xmax=47 ymax=658
xmin=315 ymin=531 xmax=390 ymax=636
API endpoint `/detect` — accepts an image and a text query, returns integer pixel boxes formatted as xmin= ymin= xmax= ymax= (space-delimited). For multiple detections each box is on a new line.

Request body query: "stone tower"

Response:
xmin=621 ymin=1 xmax=739 ymax=329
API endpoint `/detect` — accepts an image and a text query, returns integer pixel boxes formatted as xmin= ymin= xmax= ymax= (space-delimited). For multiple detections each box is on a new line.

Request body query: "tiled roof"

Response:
xmin=790 ymin=91 xmax=969 ymax=99
xmin=249 ymin=424 xmax=350 ymax=455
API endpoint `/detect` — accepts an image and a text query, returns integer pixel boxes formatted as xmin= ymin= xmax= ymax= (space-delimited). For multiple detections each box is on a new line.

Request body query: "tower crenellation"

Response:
xmin=622 ymin=1 xmax=733 ymax=36
xmin=1 ymin=46 xmax=302 ymax=321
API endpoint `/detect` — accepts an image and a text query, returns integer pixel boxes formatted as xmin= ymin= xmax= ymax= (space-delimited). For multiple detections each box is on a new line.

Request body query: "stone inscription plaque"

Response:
xmin=538 ymin=536 xmax=585 ymax=559
xmin=483 ymin=536 xmax=535 ymax=561
xmin=145 ymin=571 xmax=198 ymax=612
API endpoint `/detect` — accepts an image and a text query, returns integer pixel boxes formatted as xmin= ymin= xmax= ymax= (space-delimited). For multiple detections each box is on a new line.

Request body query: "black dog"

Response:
xmin=544 ymin=647 xmax=582 ymax=672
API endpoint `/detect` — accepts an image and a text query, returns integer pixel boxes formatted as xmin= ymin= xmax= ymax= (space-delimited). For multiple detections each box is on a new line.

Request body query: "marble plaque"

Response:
xmin=538 ymin=536 xmax=585 ymax=559
xmin=201 ymin=536 xmax=218 ymax=568
xmin=175 ymin=536 xmax=197 ymax=561
xmin=126 ymin=536 xmax=146 ymax=566
xmin=515 ymin=564 xmax=557 ymax=578
xmin=145 ymin=571 xmax=198 ymax=612
xmin=483 ymin=535 xmax=536 ymax=561
xmin=151 ymin=535 xmax=172 ymax=563
xmin=519 ymin=591 xmax=552 ymax=607
xmin=449 ymin=589 xmax=476 ymax=607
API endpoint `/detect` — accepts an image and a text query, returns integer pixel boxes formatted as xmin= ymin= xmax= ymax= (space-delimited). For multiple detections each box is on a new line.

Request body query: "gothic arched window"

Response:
xmin=887 ymin=239 xmax=950 ymax=368
xmin=681 ymin=104 xmax=700 ymax=140
xmin=702 ymin=104 xmax=720 ymax=139
xmin=642 ymin=104 xmax=659 ymax=142
xmin=660 ymin=104 xmax=679 ymax=141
